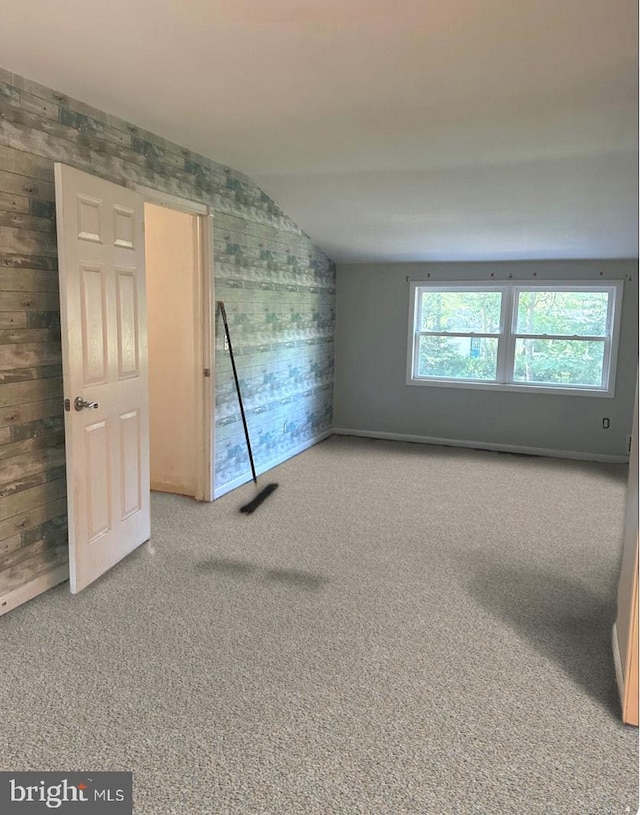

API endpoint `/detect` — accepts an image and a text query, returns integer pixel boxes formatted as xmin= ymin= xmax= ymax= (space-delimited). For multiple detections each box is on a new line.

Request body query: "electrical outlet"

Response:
xmin=602 ymin=417 xmax=610 ymax=429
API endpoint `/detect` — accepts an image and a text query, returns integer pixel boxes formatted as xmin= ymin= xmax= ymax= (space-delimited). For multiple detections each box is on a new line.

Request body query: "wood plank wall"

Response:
xmin=0 ymin=142 xmax=68 ymax=602
xmin=0 ymin=67 xmax=335 ymax=613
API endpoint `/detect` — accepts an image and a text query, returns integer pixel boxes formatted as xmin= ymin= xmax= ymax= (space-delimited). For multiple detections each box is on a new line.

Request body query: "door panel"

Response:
xmin=80 ymin=265 xmax=108 ymax=384
xmin=77 ymin=195 xmax=103 ymax=242
xmin=120 ymin=409 xmax=142 ymax=518
xmin=55 ymin=163 xmax=150 ymax=593
xmin=116 ymin=270 xmax=140 ymax=378
xmin=85 ymin=419 xmax=110 ymax=540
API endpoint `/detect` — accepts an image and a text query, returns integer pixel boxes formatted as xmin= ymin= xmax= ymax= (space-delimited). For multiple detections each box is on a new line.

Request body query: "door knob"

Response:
xmin=74 ymin=397 xmax=99 ymax=411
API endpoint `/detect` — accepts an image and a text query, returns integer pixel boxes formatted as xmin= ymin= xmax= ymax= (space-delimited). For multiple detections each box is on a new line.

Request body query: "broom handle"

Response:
xmin=217 ymin=301 xmax=258 ymax=484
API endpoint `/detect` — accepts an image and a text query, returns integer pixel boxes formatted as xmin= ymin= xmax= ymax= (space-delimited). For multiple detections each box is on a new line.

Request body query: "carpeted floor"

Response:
xmin=0 ymin=436 xmax=637 ymax=814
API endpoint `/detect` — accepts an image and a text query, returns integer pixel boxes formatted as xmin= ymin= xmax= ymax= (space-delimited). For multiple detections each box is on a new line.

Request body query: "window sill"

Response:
xmin=406 ymin=377 xmax=614 ymax=398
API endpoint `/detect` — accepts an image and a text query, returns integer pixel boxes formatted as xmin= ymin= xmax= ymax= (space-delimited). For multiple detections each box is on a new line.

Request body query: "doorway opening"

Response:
xmin=142 ymin=193 xmax=214 ymax=503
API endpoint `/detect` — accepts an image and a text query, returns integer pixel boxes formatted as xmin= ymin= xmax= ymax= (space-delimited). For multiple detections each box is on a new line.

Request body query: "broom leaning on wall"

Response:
xmin=217 ymin=301 xmax=279 ymax=514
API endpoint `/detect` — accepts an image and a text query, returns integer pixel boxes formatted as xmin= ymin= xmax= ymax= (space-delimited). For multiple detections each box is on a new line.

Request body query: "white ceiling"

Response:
xmin=0 ymin=0 xmax=637 ymax=262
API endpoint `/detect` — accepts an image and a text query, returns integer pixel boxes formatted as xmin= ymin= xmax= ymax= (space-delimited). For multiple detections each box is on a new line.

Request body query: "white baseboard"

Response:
xmin=332 ymin=428 xmax=629 ymax=464
xmin=213 ymin=430 xmax=333 ymax=499
xmin=0 ymin=563 xmax=69 ymax=617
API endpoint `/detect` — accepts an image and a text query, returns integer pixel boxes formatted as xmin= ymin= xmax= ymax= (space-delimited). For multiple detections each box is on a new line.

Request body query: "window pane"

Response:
xmin=515 ymin=290 xmax=609 ymax=336
xmin=513 ymin=339 xmax=605 ymax=386
xmin=417 ymin=336 xmax=498 ymax=380
xmin=420 ymin=291 xmax=502 ymax=333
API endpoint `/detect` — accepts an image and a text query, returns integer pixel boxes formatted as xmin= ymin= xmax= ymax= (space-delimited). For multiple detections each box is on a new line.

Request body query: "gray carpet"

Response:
xmin=1 ymin=436 xmax=637 ymax=814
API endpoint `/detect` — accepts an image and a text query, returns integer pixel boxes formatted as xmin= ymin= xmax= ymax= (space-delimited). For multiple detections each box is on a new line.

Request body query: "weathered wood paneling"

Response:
xmin=0 ymin=254 xmax=56 ymax=270
xmin=27 ymin=311 xmax=59 ymax=329
xmin=0 ymin=496 xmax=67 ymax=543
xmin=0 ymin=270 xmax=58 ymax=293
xmin=0 ymin=531 xmax=21 ymax=558
xmin=0 ymin=342 xmax=61 ymax=369
xmin=0 ymin=430 xmax=65 ymax=462
xmin=0 ymin=81 xmax=20 ymax=105
xmin=0 ymin=445 xmax=66 ymax=490
xmin=0 ymin=144 xmax=54 ymax=181
xmin=20 ymin=93 xmax=59 ymax=123
xmin=0 ymin=169 xmax=55 ymax=200
xmin=0 ymin=535 xmax=64 ymax=573
xmin=0 ymin=544 xmax=67 ymax=596
xmin=0 ymin=226 xmax=57 ymax=256
xmin=0 ymin=365 xmax=62 ymax=385
xmin=0 ymin=313 xmax=27 ymax=328
xmin=0 ymin=380 xmax=63 ymax=409
xmin=0 ymin=328 xmax=60 ymax=344
xmin=10 ymin=415 xmax=64 ymax=441
xmin=0 ymin=291 xmax=60 ymax=311
xmin=0 ymin=191 xmax=29 ymax=212
xmin=0 ymin=212 xmax=56 ymax=233
xmin=0 ymin=477 xmax=66 ymax=521
xmin=0 ymin=464 xmax=66 ymax=500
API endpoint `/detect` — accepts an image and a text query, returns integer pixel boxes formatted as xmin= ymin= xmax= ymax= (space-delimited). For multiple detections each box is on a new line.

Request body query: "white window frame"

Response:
xmin=406 ymin=280 xmax=624 ymax=398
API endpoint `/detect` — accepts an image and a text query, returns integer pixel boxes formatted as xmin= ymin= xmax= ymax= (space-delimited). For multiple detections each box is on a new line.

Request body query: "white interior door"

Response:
xmin=55 ymin=163 xmax=150 ymax=593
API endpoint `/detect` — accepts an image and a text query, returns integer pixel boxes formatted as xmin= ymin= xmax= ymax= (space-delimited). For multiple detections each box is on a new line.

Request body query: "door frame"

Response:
xmin=136 ymin=184 xmax=215 ymax=502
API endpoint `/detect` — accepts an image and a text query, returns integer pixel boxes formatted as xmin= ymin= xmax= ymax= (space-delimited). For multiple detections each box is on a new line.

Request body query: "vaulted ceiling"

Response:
xmin=0 ymin=0 xmax=637 ymax=261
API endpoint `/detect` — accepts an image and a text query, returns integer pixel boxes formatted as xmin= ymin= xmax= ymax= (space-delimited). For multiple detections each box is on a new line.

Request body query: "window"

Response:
xmin=407 ymin=281 xmax=623 ymax=396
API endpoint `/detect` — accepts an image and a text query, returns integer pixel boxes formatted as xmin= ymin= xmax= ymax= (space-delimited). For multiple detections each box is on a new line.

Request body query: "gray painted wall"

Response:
xmin=334 ymin=260 xmax=638 ymax=459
